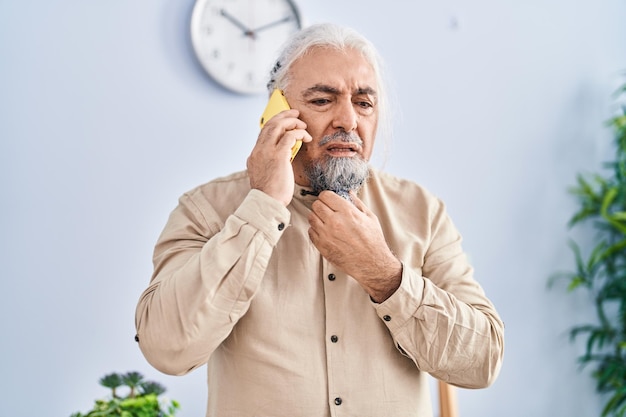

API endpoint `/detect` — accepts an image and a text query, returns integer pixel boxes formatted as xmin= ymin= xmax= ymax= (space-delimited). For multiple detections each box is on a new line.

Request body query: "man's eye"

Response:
xmin=310 ymin=98 xmax=331 ymax=106
xmin=355 ymin=101 xmax=375 ymax=112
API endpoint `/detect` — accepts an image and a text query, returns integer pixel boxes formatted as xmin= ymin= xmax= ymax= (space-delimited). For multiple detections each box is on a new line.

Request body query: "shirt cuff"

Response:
xmin=234 ymin=189 xmax=291 ymax=246
xmin=373 ymin=265 xmax=425 ymax=333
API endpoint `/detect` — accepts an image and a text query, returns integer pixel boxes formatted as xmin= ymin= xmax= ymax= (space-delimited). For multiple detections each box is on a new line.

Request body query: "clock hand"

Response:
xmin=251 ymin=16 xmax=294 ymax=34
xmin=220 ymin=9 xmax=255 ymax=38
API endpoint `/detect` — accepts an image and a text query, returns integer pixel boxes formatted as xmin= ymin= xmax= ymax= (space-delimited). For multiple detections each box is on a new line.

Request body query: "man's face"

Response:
xmin=283 ymin=46 xmax=379 ymax=188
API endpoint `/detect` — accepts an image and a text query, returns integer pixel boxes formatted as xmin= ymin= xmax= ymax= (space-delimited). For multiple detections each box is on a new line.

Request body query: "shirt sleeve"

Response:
xmin=373 ymin=201 xmax=505 ymax=389
xmin=135 ymin=188 xmax=290 ymax=375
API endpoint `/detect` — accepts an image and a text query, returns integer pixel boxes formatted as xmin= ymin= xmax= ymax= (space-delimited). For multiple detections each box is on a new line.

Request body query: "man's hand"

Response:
xmin=247 ymin=109 xmax=311 ymax=206
xmin=308 ymin=191 xmax=402 ymax=302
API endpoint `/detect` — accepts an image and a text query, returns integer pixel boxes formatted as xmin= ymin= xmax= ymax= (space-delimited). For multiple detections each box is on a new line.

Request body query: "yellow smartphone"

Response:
xmin=260 ymin=89 xmax=302 ymax=163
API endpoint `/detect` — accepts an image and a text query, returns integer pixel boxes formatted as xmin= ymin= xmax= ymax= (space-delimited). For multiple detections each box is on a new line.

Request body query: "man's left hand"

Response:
xmin=308 ymin=191 xmax=402 ymax=303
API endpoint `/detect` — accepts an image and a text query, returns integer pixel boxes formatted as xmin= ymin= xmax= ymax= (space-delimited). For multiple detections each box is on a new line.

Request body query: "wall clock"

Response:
xmin=190 ymin=0 xmax=303 ymax=95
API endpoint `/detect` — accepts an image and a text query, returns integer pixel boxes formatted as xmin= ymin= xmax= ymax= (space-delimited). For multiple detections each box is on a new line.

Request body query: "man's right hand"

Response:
xmin=247 ymin=109 xmax=311 ymax=206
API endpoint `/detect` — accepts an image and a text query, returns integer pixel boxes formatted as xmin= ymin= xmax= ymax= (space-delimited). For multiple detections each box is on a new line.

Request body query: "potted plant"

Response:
xmin=70 ymin=371 xmax=180 ymax=417
xmin=552 ymin=76 xmax=626 ymax=416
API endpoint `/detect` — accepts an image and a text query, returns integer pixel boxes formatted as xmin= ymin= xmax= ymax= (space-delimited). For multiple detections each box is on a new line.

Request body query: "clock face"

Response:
xmin=190 ymin=0 xmax=302 ymax=95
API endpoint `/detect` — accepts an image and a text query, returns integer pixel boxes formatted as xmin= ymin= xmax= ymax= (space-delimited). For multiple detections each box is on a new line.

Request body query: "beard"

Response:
xmin=304 ymin=131 xmax=370 ymax=199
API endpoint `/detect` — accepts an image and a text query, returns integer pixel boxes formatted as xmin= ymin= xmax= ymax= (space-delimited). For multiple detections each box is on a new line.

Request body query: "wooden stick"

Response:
xmin=438 ymin=381 xmax=459 ymax=417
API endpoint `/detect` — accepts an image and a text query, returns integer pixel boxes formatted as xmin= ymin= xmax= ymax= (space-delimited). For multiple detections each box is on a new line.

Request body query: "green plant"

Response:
xmin=553 ymin=77 xmax=626 ymax=416
xmin=70 ymin=371 xmax=179 ymax=417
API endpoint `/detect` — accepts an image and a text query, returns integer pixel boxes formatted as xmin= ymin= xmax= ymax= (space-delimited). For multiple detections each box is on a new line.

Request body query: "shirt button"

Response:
xmin=328 ymin=273 xmax=336 ymax=281
xmin=383 ymin=315 xmax=392 ymax=322
xmin=277 ymin=222 xmax=285 ymax=231
xmin=330 ymin=335 xmax=338 ymax=343
xmin=334 ymin=397 xmax=342 ymax=406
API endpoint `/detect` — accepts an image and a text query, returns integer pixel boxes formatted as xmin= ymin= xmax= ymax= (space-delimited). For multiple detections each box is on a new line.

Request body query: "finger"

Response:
xmin=268 ymin=129 xmax=309 ymax=162
xmin=317 ymin=190 xmax=346 ymax=209
xmin=259 ymin=111 xmax=307 ymax=144
xmin=281 ymin=128 xmax=312 ymax=145
xmin=319 ymin=190 xmax=359 ymax=213
xmin=308 ymin=213 xmax=321 ymax=231
xmin=307 ymin=227 xmax=319 ymax=245
xmin=267 ymin=110 xmax=307 ymax=133
xmin=310 ymin=199 xmax=335 ymax=223
xmin=255 ymin=119 xmax=311 ymax=163
xmin=348 ymin=191 xmax=369 ymax=213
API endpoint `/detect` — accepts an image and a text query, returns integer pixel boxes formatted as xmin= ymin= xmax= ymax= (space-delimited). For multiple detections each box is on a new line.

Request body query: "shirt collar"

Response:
xmin=293 ymin=183 xmax=318 ymax=209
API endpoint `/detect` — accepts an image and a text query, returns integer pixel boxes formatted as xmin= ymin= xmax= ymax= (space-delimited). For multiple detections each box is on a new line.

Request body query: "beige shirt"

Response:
xmin=135 ymin=168 xmax=504 ymax=417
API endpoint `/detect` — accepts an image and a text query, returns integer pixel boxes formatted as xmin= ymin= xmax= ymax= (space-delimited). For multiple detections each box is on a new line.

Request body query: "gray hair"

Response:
xmin=266 ymin=23 xmax=393 ymax=152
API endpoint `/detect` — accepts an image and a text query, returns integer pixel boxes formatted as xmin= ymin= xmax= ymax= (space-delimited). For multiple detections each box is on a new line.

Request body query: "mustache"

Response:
xmin=318 ymin=131 xmax=363 ymax=147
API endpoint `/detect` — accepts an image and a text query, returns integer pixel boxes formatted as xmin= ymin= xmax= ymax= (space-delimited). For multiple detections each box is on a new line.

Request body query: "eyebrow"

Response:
xmin=302 ymin=84 xmax=377 ymax=98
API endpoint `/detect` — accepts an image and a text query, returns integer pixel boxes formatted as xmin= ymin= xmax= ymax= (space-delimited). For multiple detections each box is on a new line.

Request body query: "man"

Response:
xmin=135 ymin=23 xmax=504 ymax=417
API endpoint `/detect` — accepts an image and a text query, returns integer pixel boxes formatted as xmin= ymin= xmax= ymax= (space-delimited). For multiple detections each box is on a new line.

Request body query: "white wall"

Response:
xmin=1 ymin=1 xmax=625 ymax=416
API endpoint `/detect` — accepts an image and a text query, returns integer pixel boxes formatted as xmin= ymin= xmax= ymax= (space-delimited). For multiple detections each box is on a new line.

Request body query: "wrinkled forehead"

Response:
xmin=287 ymin=46 xmax=378 ymax=95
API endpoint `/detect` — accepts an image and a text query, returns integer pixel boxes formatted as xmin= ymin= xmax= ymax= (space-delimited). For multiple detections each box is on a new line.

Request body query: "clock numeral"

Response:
xmin=205 ymin=25 xmax=213 ymax=36
xmin=211 ymin=49 xmax=220 ymax=59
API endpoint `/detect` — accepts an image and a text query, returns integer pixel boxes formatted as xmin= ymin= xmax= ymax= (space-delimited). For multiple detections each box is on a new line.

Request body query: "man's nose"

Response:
xmin=332 ymin=100 xmax=358 ymax=132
